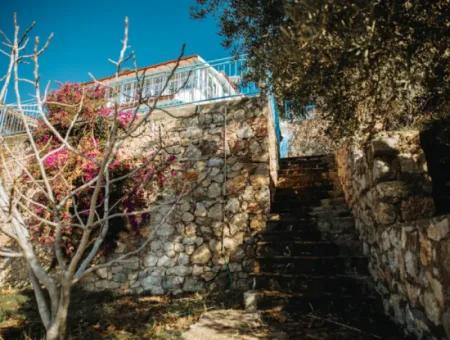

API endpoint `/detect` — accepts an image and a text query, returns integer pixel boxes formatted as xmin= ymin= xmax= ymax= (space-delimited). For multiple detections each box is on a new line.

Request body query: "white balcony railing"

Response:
xmin=0 ymin=56 xmax=260 ymax=136
xmin=0 ymin=104 xmax=40 ymax=136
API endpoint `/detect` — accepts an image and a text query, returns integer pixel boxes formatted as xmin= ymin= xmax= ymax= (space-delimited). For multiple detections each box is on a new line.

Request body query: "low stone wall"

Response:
xmin=335 ymin=130 xmax=450 ymax=338
xmin=79 ymin=97 xmax=271 ymax=294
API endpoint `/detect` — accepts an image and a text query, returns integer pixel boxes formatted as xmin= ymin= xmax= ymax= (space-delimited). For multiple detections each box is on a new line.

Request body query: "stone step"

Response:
xmin=276 ymin=182 xmax=334 ymax=191
xmin=309 ymin=208 xmax=353 ymax=219
xmin=274 ymin=187 xmax=338 ymax=197
xmin=246 ymin=290 xmax=379 ymax=312
xmin=279 ymin=155 xmax=334 ymax=167
xmin=270 ymin=203 xmax=314 ymax=214
xmin=256 ymin=240 xmax=340 ymax=257
xmin=266 ymin=219 xmax=316 ymax=232
xmin=254 ymin=255 xmax=368 ymax=275
xmin=278 ymin=169 xmax=332 ymax=177
xmin=319 ymin=197 xmax=347 ymax=206
xmin=268 ymin=212 xmax=316 ymax=222
xmin=277 ymin=172 xmax=331 ymax=181
xmin=258 ymin=230 xmax=322 ymax=242
xmin=259 ymin=307 xmax=407 ymax=339
xmin=250 ymin=273 xmax=372 ymax=295
xmin=279 ymin=158 xmax=333 ymax=167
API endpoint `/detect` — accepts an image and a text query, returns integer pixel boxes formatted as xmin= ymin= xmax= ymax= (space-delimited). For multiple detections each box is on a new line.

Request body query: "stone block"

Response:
xmin=427 ymin=217 xmax=449 ymax=241
xmin=194 ymin=203 xmax=207 ymax=217
xmin=96 ymin=268 xmax=108 ymax=279
xmin=374 ymin=181 xmax=410 ymax=203
xmin=141 ymin=275 xmax=162 ymax=290
xmin=236 ymin=123 xmax=254 ymax=139
xmin=423 ymin=292 xmax=441 ymax=325
xmin=207 ymin=204 xmax=222 ymax=220
xmin=191 ymin=244 xmax=212 ymax=265
xmin=208 ymin=182 xmax=222 ymax=198
xmin=373 ymin=159 xmax=392 ymax=182
xmin=374 ymin=202 xmax=397 ymax=225
xmin=244 ymin=290 xmax=258 ymax=312
xmin=400 ymin=196 xmax=435 ymax=222
xmin=370 ymin=133 xmax=401 ymax=157
xmin=182 ymin=212 xmax=195 ymax=223
xmin=224 ymin=197 xmax=240 ymax=214
xmin=183 ymin=277 xmax=204 ymax=292
xmin=156 ymin=223 xmax=175 ymax=236
xmin=208 ymin=158 xmax=224 ymax=167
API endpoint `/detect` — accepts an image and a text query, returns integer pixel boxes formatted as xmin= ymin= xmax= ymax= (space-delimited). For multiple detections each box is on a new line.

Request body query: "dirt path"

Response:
xmin=181 ymin=309 xmax=287 ymax=340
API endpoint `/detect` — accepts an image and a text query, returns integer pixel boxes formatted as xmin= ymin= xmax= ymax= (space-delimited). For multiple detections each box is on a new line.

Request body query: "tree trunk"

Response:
xmin=46 ymin=285 xmax=71 ymax=340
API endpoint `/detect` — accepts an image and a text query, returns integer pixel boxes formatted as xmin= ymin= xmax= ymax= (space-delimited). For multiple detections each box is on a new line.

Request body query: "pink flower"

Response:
xmin=82 ymin=149 xmax=99 ymax=181
xmin=43 ymin=148 xmax=69 ymax=168
xmin=98 ymin=107 xmax=113 ymax=117
xmin=117 ymin=110 xmax=134 ymax=128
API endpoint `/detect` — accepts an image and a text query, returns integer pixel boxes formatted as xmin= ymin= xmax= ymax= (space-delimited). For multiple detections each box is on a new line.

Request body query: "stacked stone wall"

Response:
xmin=79 ymin=97 xmax=271 ymax=294
xmin=0 ymin=97 xmax=272 ymax=296
xmin=335 ymin=130 xmax=450 ymax=338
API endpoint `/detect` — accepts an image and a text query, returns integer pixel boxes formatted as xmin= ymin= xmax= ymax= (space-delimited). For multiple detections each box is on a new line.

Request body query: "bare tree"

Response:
xmin=0 ymin=14 xmax=188 ymax=339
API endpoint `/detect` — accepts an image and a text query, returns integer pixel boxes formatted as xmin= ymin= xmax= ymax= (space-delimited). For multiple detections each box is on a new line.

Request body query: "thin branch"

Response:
xmin=74 ymin=184 xmax=187 ymax=282
xmin=0 ymin=248 xmax=23 ymax=257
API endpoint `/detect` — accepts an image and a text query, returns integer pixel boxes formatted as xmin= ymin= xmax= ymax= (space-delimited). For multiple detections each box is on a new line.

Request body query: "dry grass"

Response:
xmin=0 ymin=288 xmax=243 ymax=339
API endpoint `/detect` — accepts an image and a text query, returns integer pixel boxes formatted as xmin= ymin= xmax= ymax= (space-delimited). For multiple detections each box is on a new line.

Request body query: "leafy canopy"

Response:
xmin=193 ymin=0 xmax=450 ymax=137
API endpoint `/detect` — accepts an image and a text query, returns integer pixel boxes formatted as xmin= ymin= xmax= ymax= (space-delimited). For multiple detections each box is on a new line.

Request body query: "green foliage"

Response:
xmin=193 ymin=0 xmax=450 ymax=138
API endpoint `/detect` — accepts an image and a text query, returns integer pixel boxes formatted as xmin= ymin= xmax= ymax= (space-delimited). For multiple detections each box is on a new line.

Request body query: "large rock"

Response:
xmin=236 ymin=123 xmax=254 ymax=139
xmin=208 ymin=204 xmax=222 ymax=220
xmin=208 ymin=183 xmax=222 ymax=198
xmin=191 ymin=244 xmax=212 ymax=265
xmin=427 ymin=217 xmax=449 ymax=241
xmin=182 ymin=212 xmax=195 ymax=223
xmin=229 ymin=213 xmax=248 ymax=234
xmin=374 ymin=202 xmax=396 ymax=225
xmin=194 ymin=203 xmax=207 ymax=217
xmin=156 ymin=223 xmax=175 ymax=237
xmin=183 ymin=277 xmax=204 ymax=292
xmin=142 ymin=275 xmax=163 ymax=293
xmin=423 ymin=292 xmax=441 ymax=325
xmin=224 ymin=197 xmax=240 ymax=213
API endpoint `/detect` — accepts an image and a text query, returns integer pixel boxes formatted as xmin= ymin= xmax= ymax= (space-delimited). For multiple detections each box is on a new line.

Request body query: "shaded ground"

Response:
xmin=0 ymin=288 xmax=244 ymax=339
xmin=182 ymin=310 xmax=287 ymax=340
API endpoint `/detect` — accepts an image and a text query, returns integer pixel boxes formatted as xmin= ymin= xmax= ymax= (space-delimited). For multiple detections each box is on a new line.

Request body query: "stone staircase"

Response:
xmin=246 ymin=155 xmax=407 ymax=339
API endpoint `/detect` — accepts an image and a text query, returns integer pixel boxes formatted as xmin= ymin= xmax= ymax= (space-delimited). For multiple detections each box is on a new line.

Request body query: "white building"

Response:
xmin=90 ymin=55 xmax=239 ymax=108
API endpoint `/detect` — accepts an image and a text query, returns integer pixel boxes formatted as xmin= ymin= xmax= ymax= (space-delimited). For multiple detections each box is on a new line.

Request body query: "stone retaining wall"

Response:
xmin=0 ymin=97 xmax=273 ymax=296
xmin=79 ymin=97 xmax=271 ymax=294
xmin=335 ymin=130 xmax=450 ymax=338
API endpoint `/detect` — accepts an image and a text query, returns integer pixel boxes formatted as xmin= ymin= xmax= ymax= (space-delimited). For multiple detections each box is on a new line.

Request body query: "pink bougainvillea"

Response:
xmin=81 ymin=149 xmax=99 ymax=181
xmin=117 ymin=110 xmax=134 ymax=128
xmin=98 ymin=107 xmax=113 ymax=117
xmin=43 ymin=148 xmax=69 ymax=169
xmin=26 ymin=83 xmax=179 ymax=257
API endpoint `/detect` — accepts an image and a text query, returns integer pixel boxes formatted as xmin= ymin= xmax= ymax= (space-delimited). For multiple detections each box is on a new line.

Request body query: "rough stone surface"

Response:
xmin=191 ymin=244 xmax=212 ymax=265
xmin=336 ymin=130 xmax=450 ymax=339
xmin=0 ymin=97 xmax=272 ymax=297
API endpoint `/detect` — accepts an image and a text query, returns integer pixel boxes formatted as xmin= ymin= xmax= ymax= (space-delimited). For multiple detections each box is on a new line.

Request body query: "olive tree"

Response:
xmin=193 ymin=0 xmax=450 ymax=138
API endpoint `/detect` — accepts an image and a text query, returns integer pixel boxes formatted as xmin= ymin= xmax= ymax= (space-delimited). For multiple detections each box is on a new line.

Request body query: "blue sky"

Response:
xmin=0 ymin=0 xmax=226 ymax=102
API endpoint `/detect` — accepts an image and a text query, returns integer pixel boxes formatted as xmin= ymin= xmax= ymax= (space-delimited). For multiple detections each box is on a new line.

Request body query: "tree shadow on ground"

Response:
xmin=0 ymin=287 xmax=245 ymax=339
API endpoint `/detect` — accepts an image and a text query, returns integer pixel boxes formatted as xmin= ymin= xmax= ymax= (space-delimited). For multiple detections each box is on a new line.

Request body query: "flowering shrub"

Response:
xmin=26 ymin=83 xmax=177 ymax=256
